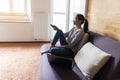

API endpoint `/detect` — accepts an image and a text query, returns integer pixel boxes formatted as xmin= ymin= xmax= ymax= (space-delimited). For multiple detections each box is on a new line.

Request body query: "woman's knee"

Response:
xmin=50 ymin=48 xmax=64 ymax=56
xmin=50 ymin=48 xmax=55 ymax=54
xmin=57 ymin=29 xmax=63 ymax=34
xmin=50 ymin=48 xmax=59 ymax=54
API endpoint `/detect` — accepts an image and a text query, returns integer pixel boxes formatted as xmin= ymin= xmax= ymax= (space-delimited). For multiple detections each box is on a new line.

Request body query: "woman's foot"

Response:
xmin=41 ymin=50 xmax=50 ymax=55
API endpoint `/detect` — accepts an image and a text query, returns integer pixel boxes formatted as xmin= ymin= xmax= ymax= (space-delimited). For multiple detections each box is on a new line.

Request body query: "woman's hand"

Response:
xmin=50 ymin=45 xmax=55 ymax=49
xmin=50 ymin=24 xmax=58 ymax=30
xmin=56 ymin=44 xmax=70 ymax=48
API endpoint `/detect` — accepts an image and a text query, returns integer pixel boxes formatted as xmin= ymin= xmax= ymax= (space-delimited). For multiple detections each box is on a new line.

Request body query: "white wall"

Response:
xmin=0 ymin=23 xmax=34 ymax=41
xmin=0 ymin=0 xmax=50 ymax=42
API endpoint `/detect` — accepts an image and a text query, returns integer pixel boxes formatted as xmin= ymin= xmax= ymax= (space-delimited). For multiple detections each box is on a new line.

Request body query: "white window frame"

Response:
xmin=0 ymin=0 xmax=31 ymax=22
xmin=69 ymin=0 xmax=87 ymax=29
xmin=50 ymin=0 xmax=70 ymax=32
xmin=49 ymin=0 xmax=86 ymax=39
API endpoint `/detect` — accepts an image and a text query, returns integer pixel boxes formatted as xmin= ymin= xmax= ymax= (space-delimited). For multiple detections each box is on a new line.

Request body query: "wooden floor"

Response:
xmin=0 ymin=42 xmax=45 ymax=80
xmin=0 ymin=42 xmax=44 ymax=55
xmin=0 ymin=42 xmax=43 ymax=47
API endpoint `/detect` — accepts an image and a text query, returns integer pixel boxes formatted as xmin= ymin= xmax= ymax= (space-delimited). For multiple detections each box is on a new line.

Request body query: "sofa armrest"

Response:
xmin=47 ymin=53 xmax=74 ymax=69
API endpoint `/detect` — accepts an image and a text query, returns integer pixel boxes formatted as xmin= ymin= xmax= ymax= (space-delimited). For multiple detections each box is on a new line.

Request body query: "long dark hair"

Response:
xmin=76 ymin=14 xmax=88 ymax=33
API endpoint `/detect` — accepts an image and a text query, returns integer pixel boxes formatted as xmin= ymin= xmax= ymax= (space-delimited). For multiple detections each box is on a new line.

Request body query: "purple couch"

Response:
xmin=40 ymin=31 xmax=120 ymax=80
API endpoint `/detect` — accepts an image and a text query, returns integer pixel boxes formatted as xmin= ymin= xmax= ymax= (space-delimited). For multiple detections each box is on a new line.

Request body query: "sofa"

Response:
xmin=40 ymin=31 xmax=120 ymax=80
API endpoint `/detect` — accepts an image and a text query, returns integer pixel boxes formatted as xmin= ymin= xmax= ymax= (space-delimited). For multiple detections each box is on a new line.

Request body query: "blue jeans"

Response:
xmin=50 ymin=29 xmax=74 ymax=57
xmin=51 ymin=29 xmax=68 ymax=46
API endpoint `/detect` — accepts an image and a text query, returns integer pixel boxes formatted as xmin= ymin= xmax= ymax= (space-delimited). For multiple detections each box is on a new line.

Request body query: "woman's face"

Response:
xmin=73 ymin=16 xmax=81 ymax=25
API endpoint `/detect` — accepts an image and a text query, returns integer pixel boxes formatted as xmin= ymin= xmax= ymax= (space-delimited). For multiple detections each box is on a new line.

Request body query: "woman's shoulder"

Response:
xmin=70 ymin=27 xmax=76 ymax=30
xmin=68 ymin=27 xmax=76 ymax=32
xmin=70 ymin=27 xmax=83 ymax=33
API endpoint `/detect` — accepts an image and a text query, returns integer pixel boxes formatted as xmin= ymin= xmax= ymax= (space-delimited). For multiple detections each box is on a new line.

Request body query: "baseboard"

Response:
xmin=0 ymin=41 xmax=50 ymax=43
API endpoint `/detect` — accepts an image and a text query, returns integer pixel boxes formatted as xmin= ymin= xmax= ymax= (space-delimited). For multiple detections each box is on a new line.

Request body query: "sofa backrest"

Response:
xmin=88 ymin=31 xmax=120 ymax=80
xmin=74 ymin=33 xmax=89 ymax=55
xmin=78 ymin=33 xmax=89 ymax=50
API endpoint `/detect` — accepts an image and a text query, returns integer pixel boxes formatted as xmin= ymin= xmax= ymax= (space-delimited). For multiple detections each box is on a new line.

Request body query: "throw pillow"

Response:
xmin=74 ymin=42 xmax=111 ymax=79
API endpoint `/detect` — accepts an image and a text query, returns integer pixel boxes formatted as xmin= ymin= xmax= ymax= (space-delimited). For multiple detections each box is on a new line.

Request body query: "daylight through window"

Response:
xmin=0 ymin=0 xmax=31 ymax=22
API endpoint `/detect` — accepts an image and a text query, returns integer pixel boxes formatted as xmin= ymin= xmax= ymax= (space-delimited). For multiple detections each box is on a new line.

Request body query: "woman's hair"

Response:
xmin=76 ymin=14 xmax=88 ymax=33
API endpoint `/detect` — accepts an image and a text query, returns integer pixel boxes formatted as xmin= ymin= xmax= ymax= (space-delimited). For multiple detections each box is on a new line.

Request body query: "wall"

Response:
xmin=87 ymin=0 xmax=120 ymax=41
xmin=0 ymin=23 xmax=34 ymax=41
xmin=0 ymin=0 xmax=50 ymax=42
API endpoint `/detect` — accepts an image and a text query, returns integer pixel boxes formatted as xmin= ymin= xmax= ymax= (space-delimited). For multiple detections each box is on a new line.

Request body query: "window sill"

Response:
xmin=0 ymin=15 xmax=31 ymax=23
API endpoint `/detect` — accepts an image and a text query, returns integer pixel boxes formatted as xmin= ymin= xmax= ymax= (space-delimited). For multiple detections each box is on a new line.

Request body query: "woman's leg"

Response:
xmin=50 ymin=47 xmax=74 ymax=57
xmin=41 ymin=29 xmax=68 ymax=55
xmin=50 ymin=29 xmax=74 ymax=57
xmin=52 ymin=29 xmax=68 ymax=46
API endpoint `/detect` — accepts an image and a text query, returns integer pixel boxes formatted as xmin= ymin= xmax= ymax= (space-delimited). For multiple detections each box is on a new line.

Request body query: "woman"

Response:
xmin=42 ymin=14 xmax=88 ymax=58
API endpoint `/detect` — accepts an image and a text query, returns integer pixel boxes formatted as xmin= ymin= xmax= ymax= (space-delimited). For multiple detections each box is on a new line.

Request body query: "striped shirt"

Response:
xmin=64 ymin=27 xmax=84 ymax=54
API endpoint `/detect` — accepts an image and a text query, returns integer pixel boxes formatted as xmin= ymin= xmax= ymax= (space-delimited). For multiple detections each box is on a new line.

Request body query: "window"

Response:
xmin=51 ymin=0 xmax=69 ymax=32
xmin=0 ymin=0 xmax=31 ymax=22
xmin=49 ymin=0 xmax=86 ymax=39
xmin=69 ymin=0 xmax=86 ymax=29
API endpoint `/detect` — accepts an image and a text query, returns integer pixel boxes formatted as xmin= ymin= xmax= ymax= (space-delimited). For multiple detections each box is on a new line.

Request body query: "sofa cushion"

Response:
xmin=74 ymin=42 xmax=111 ymax=79
xmin=72 ymin=33 xmax=89 ymax=55
xmin=77 ymin=33 xmax=89 ymax=52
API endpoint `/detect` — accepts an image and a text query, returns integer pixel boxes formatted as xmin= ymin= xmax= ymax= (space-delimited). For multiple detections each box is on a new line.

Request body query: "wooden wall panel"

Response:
xmin=87 ymin=0 xmax=120 ymax=41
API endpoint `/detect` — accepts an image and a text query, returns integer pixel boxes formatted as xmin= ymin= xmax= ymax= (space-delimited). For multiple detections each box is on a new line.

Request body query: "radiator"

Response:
xmin=33 ymin=12 xmax=49 ymax=41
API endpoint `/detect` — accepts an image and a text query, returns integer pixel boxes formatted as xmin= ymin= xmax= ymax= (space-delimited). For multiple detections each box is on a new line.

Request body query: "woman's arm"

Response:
xmin=69 ymin=29 xmax=84 ymax=48
xmin=56 ymin=44 xmax=70 ymax=48
xmin=64 ymin=27 xmax=75 ymax=37
xmin=50 ymin=44 xmax=70 ymax=49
